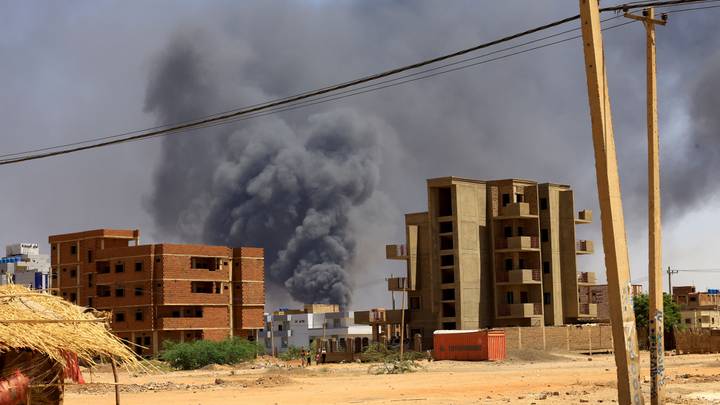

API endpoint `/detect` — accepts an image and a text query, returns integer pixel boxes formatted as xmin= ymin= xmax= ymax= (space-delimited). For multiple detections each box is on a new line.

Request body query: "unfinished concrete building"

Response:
xmin=48 ymin=229 xmax=264 ymax=356
xmin=385 ymin=177 xmax=598 ymax=347
xmin=673 ymin=286 xmax=720 ymax=329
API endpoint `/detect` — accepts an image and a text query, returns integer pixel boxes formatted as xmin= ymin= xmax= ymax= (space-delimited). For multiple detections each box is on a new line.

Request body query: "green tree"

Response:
xmin=633 ymin=293 xmax=682 ymax=334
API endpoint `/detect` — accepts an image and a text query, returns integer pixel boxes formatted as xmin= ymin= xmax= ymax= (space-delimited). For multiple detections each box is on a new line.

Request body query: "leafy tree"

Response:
xmin=633 ymin=293 xmax=682 ymax=334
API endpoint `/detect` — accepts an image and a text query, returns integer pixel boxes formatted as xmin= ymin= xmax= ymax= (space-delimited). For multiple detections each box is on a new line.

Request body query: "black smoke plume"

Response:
xmin=145 ymin=35 xmax=384 ymax=306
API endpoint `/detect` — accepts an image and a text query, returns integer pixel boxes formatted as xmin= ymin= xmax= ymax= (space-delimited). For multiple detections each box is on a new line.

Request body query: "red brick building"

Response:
xmin=48 ymin=229 xmax=264 ymax=356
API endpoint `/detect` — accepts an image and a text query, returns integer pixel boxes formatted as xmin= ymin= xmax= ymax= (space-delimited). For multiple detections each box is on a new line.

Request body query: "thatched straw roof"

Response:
xmin=0 ymin=284 xmax=140 ymax=369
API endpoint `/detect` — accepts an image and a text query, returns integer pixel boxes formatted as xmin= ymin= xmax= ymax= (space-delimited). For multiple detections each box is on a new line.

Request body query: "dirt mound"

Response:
xmin=254 ymin=375 xmax=292 ymax=387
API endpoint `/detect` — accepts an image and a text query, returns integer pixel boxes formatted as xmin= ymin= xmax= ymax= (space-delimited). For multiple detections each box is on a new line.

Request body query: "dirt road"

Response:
xmin=64 ymin=352 xmax=720 ymax=404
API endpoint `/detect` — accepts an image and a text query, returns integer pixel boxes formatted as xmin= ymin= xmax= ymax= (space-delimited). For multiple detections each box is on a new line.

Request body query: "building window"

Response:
xmin=115 ymin=312 xmax=125 ymax=322
xmin=69 ymin=269 xmax=77 ymax=278
xmin=171 ymin=310 xmax=181 ymax=318
xmin=191 ymin=281 xmax=219 ymax=294
xmin=69 ymin=293 xmax=77 ymax=303
xmin=437 ymin=187 xmax=453 ymax=216
xmin=504 ymin=226 xmax=512 ymax=238
xmin=543 ymin=261 xmax=551 ymax=274
xmin=191 ymin=257 xmax=218 ymax=271
xmin=88 ymin=273 xmax=93 ymax=287
xmin=440 ymin=255 xmax=454 ymax=267
xmin=544 ymin=292 xmax=551 ymax=305
xmin=440 ymin=235 xmax=453 ymax=250
xmin=442 ymin=302 xmax=456 ymax=317
xmin=87 ymin=250 xmax=93 ymax=263
xmin=143 ymin=336 xmax=151 ymax=346
xmin=115 ymin=263 xmax=124 ymax=273
xmin=135 ymin=262 xmax=143 ymax=272
xmin=134 ymin=287 xmax=144 ymax=296
xmin=541 ymin=229 xmax=549 ymax=242
xmin=97 ymin=262 xmax=111 ymax=274
xmin=515 ymin=193 xmax=524 ymax=203
xmin=409 ymin=296 xmax=421 ymax=310
xmin=87 ymin=297 xmax=93 ymax=307
xmin=502 ymin=193 xmax=510 ymax=207
xmin=441 ymin=268 xmax=455 ymax=284
xmin=540 ymin=198 xmax=548 ymax=210
xmin=135 ymin=310 xmax=144 ymax=321
xmin=97 ymin=286 xmax=111 ymax=297
xmin=439 ymin=221 xmax=453 ymax=233
xmin=518 ymin=258 xmax=526 ymax=269
xmin=70 ymin=245 xmax=77 ymax=255
xmin=504 ymin=258 xmax=513 ymax=271
xmin=441 ymin=289 xmax=456 ymax=301
xmin=506 ymin=292 xmax=514 ymax=304
xmin=517 ymin=226 xmax=524 ymax=236
xmin=115 ymin=287 xmax=125 ymax=297
xmin=442 ymin=322 xmax=456 ymax=330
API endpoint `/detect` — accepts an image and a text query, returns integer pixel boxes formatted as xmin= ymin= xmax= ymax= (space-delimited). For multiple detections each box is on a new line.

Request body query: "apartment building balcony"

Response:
xmin=495 ymin=202 xmax=538 ymax=219
xmin=495 ymin=236 xmax=540 ymax=252
xmin=497 ymin=303 xmax=542 ymax=318
xmin=578 ymin=303 xmax=598 ymax=317
xmin=158 ymin=316 xmax=223 ymax=330
xmin=387 ymin=276 xmax=409 ymax=291
xmin=577 ymin=271 xmax=597 ymax=285
xmin=496 ymin=269 xmax=541 ymax=285
xmin=386 ymin=244 xmax=408 ymax=260
xmin=576 ymin=240 xmax=594 ymax=255
xmin=575 ymin=209 xmax=593 ymax=224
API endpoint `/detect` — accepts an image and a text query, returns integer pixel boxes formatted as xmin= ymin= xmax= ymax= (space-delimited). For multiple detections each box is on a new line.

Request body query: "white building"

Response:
xmin=0 ymin=243 xmax=51 ymax=292
xmin=263 ymin=309 xmax=372 ymax=355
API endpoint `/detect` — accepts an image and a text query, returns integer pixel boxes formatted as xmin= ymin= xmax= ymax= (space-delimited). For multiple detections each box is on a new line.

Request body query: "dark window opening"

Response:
xmin=191 ymin=281 xmax=219 ymax=294
xmin=502 ymin=193 xmax=510 ymax=207
xmin=439 ymin=221 xmax=453 ymax=233
xmin=440 ymin=235 xmax=453 ymax=250
xmin=440 ymin=255 xmax=454 ymax=267
xmin=195 ymin=308 xmax=203 ymax=317
xmin=69 ymin=269 xmax=77 ymax=278
xmin=409 ymin=296 xmax=421 ymax=310
xmin=515 ymin=193 xmax=524 ymax=203
xmin=442 ymin=302 xmax=456 ymax=317
xmin=135 ymin=310 xmax=143 ymax=321
xmin=69 ymin=293 xmax=77 ymax=303
xmin=87 ymin=250 xmax=93 ymax=263
xmin=115 ymin=312 xmax=125 ymax=322
xmin=441 ymin=289 xmax=456 ymax=301
xmin=134 ymin=287 xmax=144 ymax=296
xmin=115 ymin=287 xmax=125 ymax=297
xmin=135 ymin=262 xmax=143 ymax=272
xmin=543 ymin=261 xmax=551 ymax=274
xmin=97 ymin=262 xmax=111 ymax=274
xmin=70 ymin=245 xmax=77 ymax=255
xmin=191 ymin=257 xmax=219 ymax=271
xmin=88 ymin=273 xmax=93 ymax=287
xmin=143 ymin=336 xmax=151 ymax=346
xmin=517 ymin=227 xmax=524 ymax=236
xmin=520 ymin=291 xmax=529 ymax=303
xmin=504 ymin=226 xmax=512 ymax=238
xmin=518 ymin=258 xmax=526 ymax=269
xmin=97 ymin=286 xmax=111 ymax=297
xmin=442 ymin=322 xmax=456 ymax=330
xmin=87 ymin=297 xmax=93 ymax=307
xmin=171 ymin=310 xmax=181 ymax=318
xmin=506 ymin=292 xmax=514 ymax=304
xmin=441 ymin=268 xmax=455 ymax=284
xmin=540 ymin=198 xmax=548 ymax=210
xmin=544 ymin=292 xmax=551 ymax=305
xmin=437 ymin=187 xmax=453 ymax=217
xmin=115 ymin=263 xmax=124 ymax=273
xmin=504 ymin=258 xmax=513 ymax=271
xmin=541 ymin=229 xmax=549 ymax=242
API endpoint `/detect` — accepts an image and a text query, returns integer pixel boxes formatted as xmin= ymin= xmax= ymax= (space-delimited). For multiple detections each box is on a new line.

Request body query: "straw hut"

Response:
xmin=0 ymin=284 xmax=141 ymax=404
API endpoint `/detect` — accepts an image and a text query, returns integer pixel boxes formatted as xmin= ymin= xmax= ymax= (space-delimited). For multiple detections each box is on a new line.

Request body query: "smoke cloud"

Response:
xmin=145 ymin=34 xmax=387 ymax=306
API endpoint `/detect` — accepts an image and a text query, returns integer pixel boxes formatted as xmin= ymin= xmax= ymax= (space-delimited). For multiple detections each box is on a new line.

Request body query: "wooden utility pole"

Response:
xmin=625 ymin=8 xmax=667 ymax=404
xmin=579 ymin=1 xmax=643 ymax=404
xmin=399 ymin=287 xmax=406 ymax=361
xmin=269 ymin=319 xmax=275 ymax=357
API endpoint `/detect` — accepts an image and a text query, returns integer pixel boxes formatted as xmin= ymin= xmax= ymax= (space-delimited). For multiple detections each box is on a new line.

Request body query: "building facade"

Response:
xmin=0 ymin=243 xmax=52 ymax=292
xmin=588 ymin=284 xmax=643 ymax=321
xmin=48 ymin=229 xmax=264 ymax=356
xmin=263 ymin=304 xmax=372 ymax=355
xmin=385 ymin=177 xmax=598 ymax=347
xmin=673 ymin=286 xmax=720 ymax=329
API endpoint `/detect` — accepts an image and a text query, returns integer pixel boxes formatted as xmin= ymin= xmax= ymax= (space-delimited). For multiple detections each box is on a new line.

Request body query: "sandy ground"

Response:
xmin=63 ymin=351 xmax=720 ymax=405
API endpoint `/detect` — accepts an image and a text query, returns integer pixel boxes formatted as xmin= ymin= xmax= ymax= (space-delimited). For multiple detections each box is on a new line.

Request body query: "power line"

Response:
xmin=0 ymin=0 xmax=714 ymax=166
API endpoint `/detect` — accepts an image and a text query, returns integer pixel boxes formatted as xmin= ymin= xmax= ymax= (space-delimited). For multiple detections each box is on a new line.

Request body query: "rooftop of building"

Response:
xmin=425 ymin=176 xmax=570 ymax=188
xmin=49 ymin=228 xmax=139 ymax=243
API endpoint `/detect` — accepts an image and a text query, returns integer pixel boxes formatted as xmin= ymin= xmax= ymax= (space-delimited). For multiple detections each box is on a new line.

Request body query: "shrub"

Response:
xmin=359 ymin=343 xmax=426 ymax=363
xmin=160 ymin=338 xmax=262 ymax=370
xmin=278 ymin=346 xmax=304 ymax=361
xmin=368 ymin=359 xmax=423 ymax=375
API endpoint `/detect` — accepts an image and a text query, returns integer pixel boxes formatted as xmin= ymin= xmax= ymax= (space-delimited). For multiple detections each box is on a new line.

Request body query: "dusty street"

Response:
xmin=63 ymin=352 xmax=720 ymax=404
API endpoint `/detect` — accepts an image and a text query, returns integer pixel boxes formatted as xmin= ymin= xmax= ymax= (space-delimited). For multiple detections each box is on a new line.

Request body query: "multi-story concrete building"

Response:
xmin=588 ymin=284 xmax=643 ymax=321
xmin=385 ymin=177 xmax=598 ymax=347
xmin=263 ymin=304 xmax=372 ymax=355
xmin=0 ymin=243 xmax=52 ymax=292
xmin=673 ymin=286 xmax=720 ymax=329
xmin=48 ymin=229 xmax=264 ymax=356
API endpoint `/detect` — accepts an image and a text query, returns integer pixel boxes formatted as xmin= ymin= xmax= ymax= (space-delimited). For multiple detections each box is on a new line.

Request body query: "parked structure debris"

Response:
xmin=48 ymin=229 xmax=264 ymax=356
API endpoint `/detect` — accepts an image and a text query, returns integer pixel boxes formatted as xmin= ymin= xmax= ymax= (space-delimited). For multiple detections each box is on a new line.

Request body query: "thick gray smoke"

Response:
xmin=144 ymin=35 xmax=384 ymax=306
xmin=663 ymin=55 xmax=720 ymax=217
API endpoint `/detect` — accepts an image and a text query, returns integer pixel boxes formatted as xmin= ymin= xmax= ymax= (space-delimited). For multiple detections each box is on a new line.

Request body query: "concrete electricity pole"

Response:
xmin=625 ymin=8 xmax=668 ymax=404
xmin=579 ymin=1 xmax=643 ymax=404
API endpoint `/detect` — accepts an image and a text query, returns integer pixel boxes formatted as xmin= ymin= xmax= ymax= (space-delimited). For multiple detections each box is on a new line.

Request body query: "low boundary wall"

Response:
xmin=501 ymin=324 xmax=613 ymax=352
xmin=675 ymin=328 xmax=720 ymax=354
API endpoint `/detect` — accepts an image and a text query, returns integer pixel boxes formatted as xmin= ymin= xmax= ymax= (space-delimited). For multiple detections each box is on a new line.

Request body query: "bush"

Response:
xmin=160 ymin=338 xmax=262 ymax=370
xmin=359 ymin=343 xmax=426 ymax=363
xmin=368 ymin=359 xmax=423 ymax=375
xmin=278 ymin=346 xmax=304 ymax=361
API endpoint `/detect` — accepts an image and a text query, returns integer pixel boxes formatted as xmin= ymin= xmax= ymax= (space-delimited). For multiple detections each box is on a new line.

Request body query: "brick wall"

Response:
xmin=501 ymin=324 xmax=613 ymax=352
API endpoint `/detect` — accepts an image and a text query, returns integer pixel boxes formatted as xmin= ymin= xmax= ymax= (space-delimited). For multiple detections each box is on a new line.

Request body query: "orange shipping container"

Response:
xmin=433 ymin=329 xmax=506 ymax=361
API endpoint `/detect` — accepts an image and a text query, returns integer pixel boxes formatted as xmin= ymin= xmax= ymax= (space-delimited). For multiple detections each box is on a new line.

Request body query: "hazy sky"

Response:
xmin=1 ymin=1 xmax=719 ymax=310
